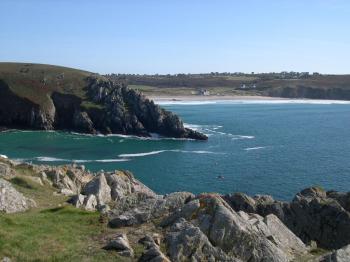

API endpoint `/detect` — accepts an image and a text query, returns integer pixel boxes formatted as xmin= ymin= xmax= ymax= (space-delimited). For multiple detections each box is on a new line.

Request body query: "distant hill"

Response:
xmin=107 ymin=72 xmax=350 ymax=100
xmin=0 ymin=63 xmax=207 ymax=140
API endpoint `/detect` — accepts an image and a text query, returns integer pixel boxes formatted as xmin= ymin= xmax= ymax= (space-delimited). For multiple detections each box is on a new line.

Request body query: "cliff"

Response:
xmin=1 ymin=156 xmax=350 ymax=261
xmin=0 ymin=63 xmax=207 ymax=140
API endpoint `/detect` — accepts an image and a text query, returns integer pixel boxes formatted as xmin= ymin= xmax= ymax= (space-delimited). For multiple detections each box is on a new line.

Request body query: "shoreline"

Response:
xmin=148 ymin=94 xmax=350 ymax=104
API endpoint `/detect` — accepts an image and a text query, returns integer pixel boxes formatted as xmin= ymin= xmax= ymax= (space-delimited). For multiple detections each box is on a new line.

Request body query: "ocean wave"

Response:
xmin=232 ymin=135 xmax=255 ymax=140
xmin=0 ymin=154 xmax=8 ymax=159
xmin=118 ymin=149 xmax=224 ymax=158
xmin=244 ymin=146 xmax=266 ymax=151
xmin=94 ymin=159 xmax=130 ymax=163
xmin=16 ymin=156 xmax=131 ymax=163
xmin=119 ymin=150 xmax=165 ymax=157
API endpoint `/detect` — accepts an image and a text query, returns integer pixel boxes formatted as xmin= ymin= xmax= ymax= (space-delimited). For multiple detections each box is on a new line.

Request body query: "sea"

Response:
xmin=1 ymin=99 xmax=350 ymax=201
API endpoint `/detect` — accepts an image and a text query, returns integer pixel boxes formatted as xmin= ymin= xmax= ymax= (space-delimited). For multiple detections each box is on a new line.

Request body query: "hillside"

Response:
xmin=108 ymin=73 xmax=350 ymax=100
xmin=0 ymin=63 xmax=206 ymax=140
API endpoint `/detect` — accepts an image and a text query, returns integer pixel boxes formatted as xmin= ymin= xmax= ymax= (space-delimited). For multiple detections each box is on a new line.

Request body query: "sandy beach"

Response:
xmin=148 ymin=94 xmax=284 ymax=102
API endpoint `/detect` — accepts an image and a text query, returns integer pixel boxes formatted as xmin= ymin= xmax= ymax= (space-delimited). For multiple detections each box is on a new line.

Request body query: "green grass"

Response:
xmin=0 ymin=160 xmax=129 ymax=261
xmin=0 ymin=62 xmax=108 ymax=111
xmin=0 ymin=206 xmax=126 ymax=261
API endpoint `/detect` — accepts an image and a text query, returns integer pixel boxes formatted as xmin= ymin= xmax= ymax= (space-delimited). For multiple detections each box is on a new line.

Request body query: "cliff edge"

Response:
xmin=0 ymin=63 xmax=207 ymax=140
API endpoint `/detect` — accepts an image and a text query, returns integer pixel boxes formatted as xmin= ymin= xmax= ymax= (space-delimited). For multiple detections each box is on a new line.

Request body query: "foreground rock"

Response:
xmin=3 ymin=157 xmax=350 ymax=261
xmin=0 ymin=178 xmax=36 ymax=213
xmin=317 ymin=244 xmax=350 ymax=262
xmin=162 ymin=194 xmax=307 ymax=262
xmin=224 ymin=187 xmax=350 ymax=249
xmin=103 ymin=233 xmax=134 ymax=257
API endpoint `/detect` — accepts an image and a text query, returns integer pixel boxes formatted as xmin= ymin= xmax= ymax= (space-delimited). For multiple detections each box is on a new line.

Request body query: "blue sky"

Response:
xmin=0 ymin=0 xmax=349 ymax=74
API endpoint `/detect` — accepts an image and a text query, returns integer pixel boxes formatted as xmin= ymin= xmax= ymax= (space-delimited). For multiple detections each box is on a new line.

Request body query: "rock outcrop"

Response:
xmin=3 ymin=157 xmax=350 ymax=261
xmin=0 ymin=178 xmax=36 ymax=213
xmin=161 ymin=194 xmax=307 ymax=262
xmin=224 ymin=187 xmax=350 ymax=250
xmin=103 ymin=233 xmax=134 ymax=257
xmin=0 ymin=63 xmax=207 ymax=140
xmin=84 ymin=77 xmax=207 ymax=139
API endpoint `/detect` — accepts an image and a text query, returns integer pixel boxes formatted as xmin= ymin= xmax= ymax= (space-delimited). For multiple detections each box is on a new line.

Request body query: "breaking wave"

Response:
xmin=118 ymin=150 xmax=224 ymax=158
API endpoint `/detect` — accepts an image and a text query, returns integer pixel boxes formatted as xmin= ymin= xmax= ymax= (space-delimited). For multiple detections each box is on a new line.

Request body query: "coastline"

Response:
xmin=148 ymin=94 xmax=350 ymax=105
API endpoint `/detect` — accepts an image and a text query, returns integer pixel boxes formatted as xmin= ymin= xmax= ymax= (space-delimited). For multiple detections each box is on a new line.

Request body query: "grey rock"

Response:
xmin=83 ymin=194 xmax=97 ymax=211
xmin=104 ymin=233 xmax=134 ymax=257
xmin=1 ymin=257 xmax=11 ymax=262
xmin=318 ymin=244 xmax=350 ymax=262
xmin=108 ymin=192 xmax=193 ymax=228
xmin=0 ymin=178 xmax=36 ymax=213
xmin=224 ymin=187 xmax=350 ymax=249
xmin=166 ymin=218 xmax=237 ymax=262
xmin=162 ymin=194 xmax=306 ymax=262
xmin=0 ymin=163 xmax=11 ymax=178
xmin=139 ymin=246 xmax=170 ymax=262
xmin=72 ymin=111 xmax=95 ymax=133
xmin=83 ymin=173 xmax=111 ymax=206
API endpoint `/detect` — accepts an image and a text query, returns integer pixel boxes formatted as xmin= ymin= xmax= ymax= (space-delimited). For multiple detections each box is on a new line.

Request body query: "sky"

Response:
xmin=0 ymin=0 xmax=349 ymax=74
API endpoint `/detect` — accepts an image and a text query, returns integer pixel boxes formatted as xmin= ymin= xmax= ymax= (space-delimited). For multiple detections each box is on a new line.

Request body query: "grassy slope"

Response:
xmin=0 ymin=164 xmax=127 ymax=261
xmin=127 ymin=74 xmax=350 ymax=97
xmin=0 ymin=62 xmax=105 ymax=111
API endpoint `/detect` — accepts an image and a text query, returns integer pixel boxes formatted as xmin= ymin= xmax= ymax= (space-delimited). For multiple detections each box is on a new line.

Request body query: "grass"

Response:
xmin=0 ymin=206 xmax=126 ymax=261
xmin=0 ymin=62 xmax=107 ymax=111
xmin=0 ymin=160 xmax=129 ymax=261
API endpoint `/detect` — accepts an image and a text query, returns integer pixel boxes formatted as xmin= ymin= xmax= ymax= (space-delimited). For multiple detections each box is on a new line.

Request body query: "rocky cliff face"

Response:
xmin=0 ymin=75 xmax=207 ymax=140
xmin=3 ymin=156 xmax=350 ymax=261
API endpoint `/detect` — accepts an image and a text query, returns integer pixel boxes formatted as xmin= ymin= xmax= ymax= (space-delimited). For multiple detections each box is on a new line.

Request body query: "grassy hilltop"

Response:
xmin=0 ymin=62 xmax=105 ymax=111
xmin=108 ymin=72 xmax=350 ymax=99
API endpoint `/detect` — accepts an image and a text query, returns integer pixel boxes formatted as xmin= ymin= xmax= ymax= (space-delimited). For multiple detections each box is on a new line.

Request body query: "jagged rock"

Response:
xmin=72 ymin=111 xmax=95 ymax=133
xmin=0 ymin=178 xmax=36 ymax=213
xmin=82 ymin=173 xmax=111 ymax=206
xmin=139 ymin=246 xmax=170 ymax=262
xmin=138 ymin=235 xmax=170 ymax=262
xmin=317 ymin=244 xmax=350 ymax=262
xmin=104 ymin=233 xmax=134 ymax=257
xmin=1 ymin=257 xmax=11 ymax=262
xmin=83 ymin=194 xmax=97 ymax=211
xmin=46 ymin=169 xmax=78 ymax=193
xmin=108 ymin=192 xmax=193 ymax=228
xmin=225 ymin=187 xmax=350 ymax=250
xmin=0 ymin=163 xmax=11 ymax=178
xmin=166 ymin=218 xmax=237 ymax=262
xmin=59 ymin=188 xmax=75 ymax=196
xmin=70 ymin=194 xmax=86 ymax=208
xmin=105 ymin=171 xmax=156 ymax=201
xmin=162 ymin=194 xmax=307 ymax=262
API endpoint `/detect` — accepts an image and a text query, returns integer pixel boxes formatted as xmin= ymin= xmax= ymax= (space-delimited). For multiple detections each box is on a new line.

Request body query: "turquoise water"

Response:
xmin=1 ymin=101 xmax=350 ymax=200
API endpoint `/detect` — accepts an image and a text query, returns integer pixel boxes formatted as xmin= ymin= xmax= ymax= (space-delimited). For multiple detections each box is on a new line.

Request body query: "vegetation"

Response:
xmin=0 ymin=163 xmax=128 ymax=261
xmin=0 ymin=62 xmax=104 ymax=111
xmin=108 ymin=72 xmax=350 ymax=99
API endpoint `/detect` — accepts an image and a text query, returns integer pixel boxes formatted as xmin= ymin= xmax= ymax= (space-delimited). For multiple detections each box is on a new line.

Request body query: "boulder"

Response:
xmin=162 ymin=194 xmax=306 ymax=262
xmin=317 ymin=244 xmax=350 ymax=262
xmin=139 ymin=246 xmax=170 ymax=262
xmin=166 ymin=218 xmax=237 ymax=262
xmin=108 ymin=192 xmax=193 ymax=228
xmin=224 ymin=187 xmax=350 ymax=249
xmin=83 ymin=194 xmax=97 ymax=211
xmin=82 ymin=173 xmax=111 ymax=206
xmin=0 ymin=178 xmax=36 ymax=213
xmin=104 ymin=233 xmax=134 ymax=257
xmin=0 ymin=163 xmax=11 ymax=178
